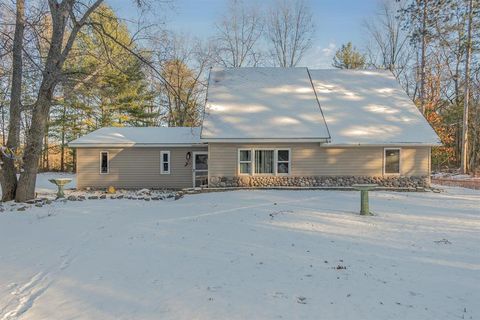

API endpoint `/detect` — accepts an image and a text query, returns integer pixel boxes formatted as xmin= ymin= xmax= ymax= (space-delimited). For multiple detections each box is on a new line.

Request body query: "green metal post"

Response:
xmin=360 ymin=189 xmax=370 ymax=215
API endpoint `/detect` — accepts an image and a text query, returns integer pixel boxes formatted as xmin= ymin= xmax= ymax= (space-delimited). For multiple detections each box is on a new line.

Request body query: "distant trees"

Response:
xmin=213 ymin=0 xmax=263 ymax=67
xmin=212 ymin=0 xmax=316 ymax=67
xmin=332 ymin=42 xmax=366 ymax=69
xmin=363 ymin=0 xmax=411 ymax=79
xmin=266 ymin=0 xmax=315 ymax=67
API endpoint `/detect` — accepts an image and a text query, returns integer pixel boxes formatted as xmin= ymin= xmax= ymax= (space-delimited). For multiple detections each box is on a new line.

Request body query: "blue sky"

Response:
xmin=108 ymin=0 xmax=379 ymax=68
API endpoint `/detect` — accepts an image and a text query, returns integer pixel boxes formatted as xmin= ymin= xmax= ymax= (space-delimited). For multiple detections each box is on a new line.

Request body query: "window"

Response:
xmin=276 ymin=149 xmax=290 ymax=174
xmin=384 ymin=148 xmax=400 ymax=175
xmin=238 ymin=149 xmax=252 ymax=174
xmin=100 ymin=151 xmax=109 ymax=174
xmin=255 ymin=150 xmax=274 ymax=174
xmin=238 ymin=148 xmax=292 ymax=176
xmin=161 ymin=151 xmax=170 ymax=174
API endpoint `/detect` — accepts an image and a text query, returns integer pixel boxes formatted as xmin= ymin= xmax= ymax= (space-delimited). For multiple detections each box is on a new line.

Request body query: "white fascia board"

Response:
xmin=201 ymin=138 xmax=330 ymax=143
xmin=69 ymin=143 xmax=207 ymax=148
xmin=321 ymin=142 xmax=442 ymax=148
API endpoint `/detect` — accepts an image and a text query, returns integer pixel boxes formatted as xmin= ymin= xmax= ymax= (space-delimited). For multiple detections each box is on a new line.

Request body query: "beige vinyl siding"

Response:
xmin=76 ymin=147 xmax=207 ymax=189
xmin=208 ymin=143 xmax=430 ymax=177
xmin=399 ymin=147 xmax=430 ymax=176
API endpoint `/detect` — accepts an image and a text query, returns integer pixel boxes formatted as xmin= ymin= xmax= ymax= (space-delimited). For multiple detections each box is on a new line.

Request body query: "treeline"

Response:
xmin=0 ymin=0 xmax=478 ymax=201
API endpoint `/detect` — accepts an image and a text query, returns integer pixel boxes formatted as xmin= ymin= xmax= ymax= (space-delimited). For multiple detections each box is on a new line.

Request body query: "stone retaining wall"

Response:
xmin=209 ymin=176 xmax=430 ymax=188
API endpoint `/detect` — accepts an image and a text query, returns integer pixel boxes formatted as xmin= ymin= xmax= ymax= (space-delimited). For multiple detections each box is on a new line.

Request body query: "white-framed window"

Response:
xmin=238 ymin=149 xmax=252 ymax=175
xmin=255 ymin=149 xmax=275 ymax=174
xmin=100 ymin=151 xmax=109 ymax=174
xmin=161 ymin=151 xmax=171 ymax=174
xmin=238 ymin=148 xmax=292 ymax=176
xmin=384 ymin=148 xmax=401 ymax=175
xmin=276 ymin=149 xmax=290 ymax=175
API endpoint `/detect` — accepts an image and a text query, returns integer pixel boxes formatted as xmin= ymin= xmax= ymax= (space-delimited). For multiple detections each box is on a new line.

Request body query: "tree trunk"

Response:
xmin=1 ymin=0 xmax=25 ymax=201
xmin=16 ymin=94 xmax=52 ymax=202
xmin=60 ymin=105 xmax=66 ymax=171
xmin=419 ymin=0 xmax=428 ymax=115
xmin=43 ymin=117 xmax=50 ymax=171
xmin=460 ymin=0 xmax=473 ymax=174
xmin=15 ymin=8 xmax=65 ymax=201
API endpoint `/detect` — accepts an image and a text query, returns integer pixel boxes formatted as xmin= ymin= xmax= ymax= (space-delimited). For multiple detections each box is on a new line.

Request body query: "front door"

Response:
xmin=193 ymin=152 xmax=208 ymax=188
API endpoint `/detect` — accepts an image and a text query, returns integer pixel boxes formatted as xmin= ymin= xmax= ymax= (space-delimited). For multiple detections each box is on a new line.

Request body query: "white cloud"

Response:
xmin=300 ymin=42 xmax=337 ymax=69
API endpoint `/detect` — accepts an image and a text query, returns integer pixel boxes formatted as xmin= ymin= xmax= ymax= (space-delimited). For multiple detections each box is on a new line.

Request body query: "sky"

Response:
xmin=107 ymin=0 xmax=380 ymax=68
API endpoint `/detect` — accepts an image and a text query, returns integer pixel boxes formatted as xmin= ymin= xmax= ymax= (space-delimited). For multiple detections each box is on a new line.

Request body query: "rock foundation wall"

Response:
xmin=209 ymin=176 xmax=430 ymax=188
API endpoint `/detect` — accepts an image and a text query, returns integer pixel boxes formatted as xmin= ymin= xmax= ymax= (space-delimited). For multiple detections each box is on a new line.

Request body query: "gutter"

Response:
xmin=200 ymin=138 xmax=330 ymax=143
xmin=68 ymin=143 xmax=207 ymax=148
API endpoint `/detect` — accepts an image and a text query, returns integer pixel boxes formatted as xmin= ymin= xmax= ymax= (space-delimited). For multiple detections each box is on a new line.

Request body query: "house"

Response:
xmin=69 ymin=68 xmax=441 ymax=189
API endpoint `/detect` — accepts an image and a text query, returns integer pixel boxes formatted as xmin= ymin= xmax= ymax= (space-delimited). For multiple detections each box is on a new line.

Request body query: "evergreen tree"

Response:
xmin=48 ymin=4 xmax=155 ymax=171
xmin=332 ymin=42 xmax=366 ymax=69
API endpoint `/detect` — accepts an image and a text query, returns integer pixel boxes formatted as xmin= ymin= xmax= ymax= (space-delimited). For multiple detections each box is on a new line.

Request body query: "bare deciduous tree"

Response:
xmin=265 ymin=0 xmax=314 ymax=67
xmin=213 ymin=0 xmax=263 ymax=67
xmin=364 ymin=0 xmax=412 ymax=79
xmin=150 ymin=32 xmax=212 ymax=126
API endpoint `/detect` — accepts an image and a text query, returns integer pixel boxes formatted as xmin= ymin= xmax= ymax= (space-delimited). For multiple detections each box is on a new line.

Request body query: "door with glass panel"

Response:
xmin=193 ymin=152 xmax=208 ymax=187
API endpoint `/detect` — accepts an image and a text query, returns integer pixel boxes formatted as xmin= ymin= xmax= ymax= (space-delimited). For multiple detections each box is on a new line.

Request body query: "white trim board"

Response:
xmin=70 ymin=143 xmax=206 ymax=148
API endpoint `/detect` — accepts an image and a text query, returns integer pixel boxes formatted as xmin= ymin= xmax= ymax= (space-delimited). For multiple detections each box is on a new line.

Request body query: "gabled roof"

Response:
xmin=201 ymin=67 xmax=331 ymax=142
xmin=309 ymin=69 xmax=440 ymax=146
xmin=69 ymin=127 xmax=202 ymax=147
xmin=69 ymin=68 xmax=440 ymax=148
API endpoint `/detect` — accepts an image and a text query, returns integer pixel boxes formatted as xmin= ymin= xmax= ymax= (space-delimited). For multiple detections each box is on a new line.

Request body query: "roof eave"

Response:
xmin=68 ymin=143 xmax=206 ymax=148
xmin=200 ymin=137 xmax=330 ymax=143
xmin=322 ymin=142 xmax=442 ymax=147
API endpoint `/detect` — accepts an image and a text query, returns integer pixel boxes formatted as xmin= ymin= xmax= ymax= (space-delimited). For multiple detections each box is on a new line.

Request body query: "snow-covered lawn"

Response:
xmin=0 ymin=172 xmax=77 ymax=196
xmin=0 ymin=182 xmax=479 ymax=319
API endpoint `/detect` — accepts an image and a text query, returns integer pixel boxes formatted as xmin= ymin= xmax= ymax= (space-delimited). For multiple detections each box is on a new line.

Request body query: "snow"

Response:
xmin=309 ymin=69 xmax=441 ymax=146
xmin=432 ymin=172 xmax=480 ymax=180
xmin=34 ymin=172 xmax=77 ymax=194
xmin=69 ymin=127 xmax=202 ymax=147
xmin=0 ymin=172 xmax=76 ymax=197
xmin=1 ymin=183 xmax=479 ymax=319
xmin=201 ymin=68 xmax=330 ymax=141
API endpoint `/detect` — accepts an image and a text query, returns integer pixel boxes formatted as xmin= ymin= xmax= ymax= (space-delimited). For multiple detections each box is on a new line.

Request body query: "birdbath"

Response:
xmin=49 ymin=178 xmax=72 ymax=198
xmin=352 ymin=184 xmax=378 ymax=215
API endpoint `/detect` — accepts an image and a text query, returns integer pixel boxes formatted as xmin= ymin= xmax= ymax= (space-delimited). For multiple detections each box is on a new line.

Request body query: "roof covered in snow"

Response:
xmin=69 ymin=127 xmax=202 ymax=147
xmin=201 ymin=67 xmax=331 ymax=142
xmin=70 ymin=69 xmax=441 ymax=147
xmin=309 ymin=69 xmax=441 ymax=146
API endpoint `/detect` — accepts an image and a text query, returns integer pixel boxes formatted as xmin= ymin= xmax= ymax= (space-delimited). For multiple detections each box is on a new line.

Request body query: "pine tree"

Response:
xmin=332 ymin=42 xmax=366 ymax=69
